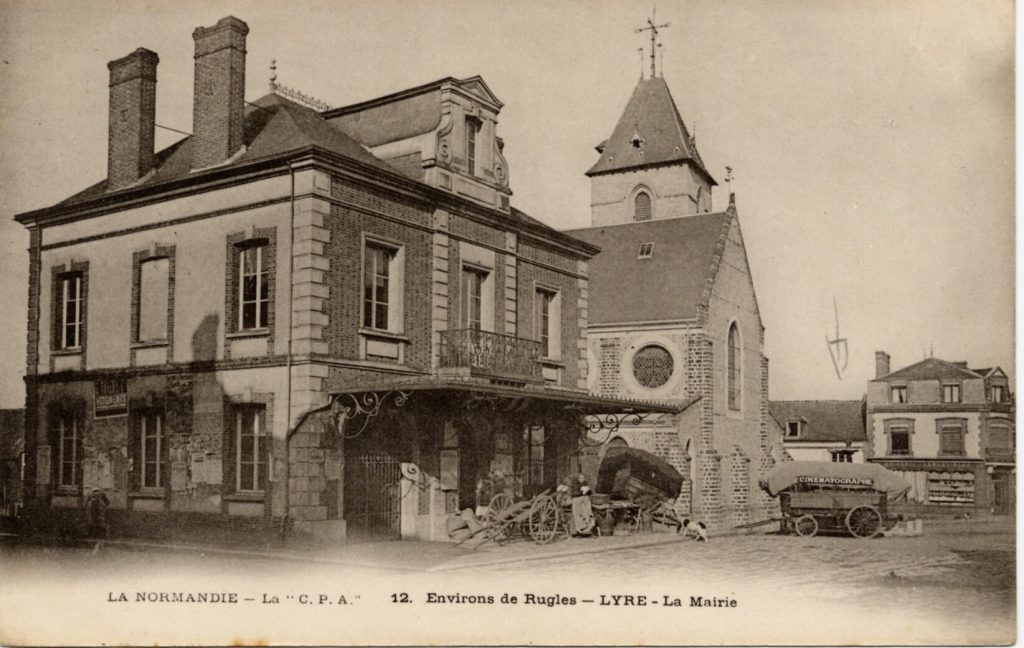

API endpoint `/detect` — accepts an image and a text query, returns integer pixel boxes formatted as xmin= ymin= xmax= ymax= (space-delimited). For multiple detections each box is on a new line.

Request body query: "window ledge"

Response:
xmin=359 ymin=328 xmax=409 ymax=342
xmin=227 ymin=328 xmax=270 ymax=340
xmin=541 ymin=358 xmax=565 ymax=367
xmin=51 ymin=348 xmax=83 ymax=357
xmin=131 ymin=340 xmax=168 ymax=350
xmin=223 ymin=492 xmax=265 ymax=503
xmin=128 ymin=490 xmax=165 ymax=499
xmin=54 ymin=486 xmax=79 ymax=496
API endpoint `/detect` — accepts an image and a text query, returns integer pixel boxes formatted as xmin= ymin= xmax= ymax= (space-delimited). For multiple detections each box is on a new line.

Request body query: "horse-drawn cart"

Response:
xmin=759 ymin=461 xmax=911 ymax=539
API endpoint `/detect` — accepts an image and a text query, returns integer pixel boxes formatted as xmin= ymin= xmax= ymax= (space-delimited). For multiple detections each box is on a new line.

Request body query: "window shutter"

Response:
xmin=258 ymin=407 xmax=269 ymax=492
xmin=46 ymin=408 xmax=60 ymax=485
xmin=128 ymin=412 xmax=142 ymax=492
xmin=223 ymin=403 xmax=236 ymax=494
xmin=160 ymin=413 xmax=171 ymax=490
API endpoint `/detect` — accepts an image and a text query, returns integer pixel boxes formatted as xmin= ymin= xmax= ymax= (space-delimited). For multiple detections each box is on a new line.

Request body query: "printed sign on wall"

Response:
xmin=95 ymin=378 xmax=128 ymax=418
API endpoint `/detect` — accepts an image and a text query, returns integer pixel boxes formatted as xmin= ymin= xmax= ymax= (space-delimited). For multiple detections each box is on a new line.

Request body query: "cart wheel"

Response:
xmin=529 ymin=495 xmax=561 ymax=544
xmin=486 ymin=492 xmax=515 ymax=541
xmin=846 ymin=505 xmax=882 ymax=539
xmin=794 ymin=514 xmax=819 ymax=537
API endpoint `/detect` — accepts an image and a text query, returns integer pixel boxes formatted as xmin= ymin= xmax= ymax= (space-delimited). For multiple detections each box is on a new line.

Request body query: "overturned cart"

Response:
xmin=759 ymin=461 xmax=911 ymax=539
xmin=596 ymin=447 xmax=686 ymax=531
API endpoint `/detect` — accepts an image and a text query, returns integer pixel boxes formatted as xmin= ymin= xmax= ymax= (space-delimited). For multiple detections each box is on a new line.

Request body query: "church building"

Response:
xmin=567 ymin=61 xmax=778 ymax=530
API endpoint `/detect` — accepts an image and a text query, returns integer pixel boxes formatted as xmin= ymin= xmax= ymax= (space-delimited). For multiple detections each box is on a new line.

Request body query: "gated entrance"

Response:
xmin=344 ymin=453 xmax=402 ymax=540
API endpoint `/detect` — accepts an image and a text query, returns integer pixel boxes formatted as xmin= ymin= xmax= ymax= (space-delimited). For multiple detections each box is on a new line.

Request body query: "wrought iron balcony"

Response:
xmin=438 ymin=329 xmax=543 ymax=384
xmin=985 ymin=448 xmax=1015 ymax=463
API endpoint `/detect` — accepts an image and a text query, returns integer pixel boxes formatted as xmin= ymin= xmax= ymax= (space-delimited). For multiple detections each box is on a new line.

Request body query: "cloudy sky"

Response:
xmin=0 ymin=0 xmax=1014 ymax=408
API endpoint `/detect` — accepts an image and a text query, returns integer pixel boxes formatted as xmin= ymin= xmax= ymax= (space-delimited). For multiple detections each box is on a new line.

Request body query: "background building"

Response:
xmin=770 ymin=400 xmax=865 ymax=463
xmin=866 ymin=352 xmax=1014 ymax=515
xmin=567 ymin=73 xmax=777 ymax=530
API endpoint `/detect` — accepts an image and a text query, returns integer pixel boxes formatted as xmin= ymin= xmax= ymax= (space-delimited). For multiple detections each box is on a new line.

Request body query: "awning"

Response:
xmin=325 ymin=375 xmax=693 ymax=439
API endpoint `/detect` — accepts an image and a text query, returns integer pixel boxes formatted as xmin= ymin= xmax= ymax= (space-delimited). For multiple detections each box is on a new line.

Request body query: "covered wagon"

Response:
xmin=759 ymin=461 xmax=911 ymax=538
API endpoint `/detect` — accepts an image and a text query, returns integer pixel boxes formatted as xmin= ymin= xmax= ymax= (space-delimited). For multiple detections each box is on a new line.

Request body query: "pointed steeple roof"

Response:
xmin=586 ymin=76 xmax=715 ymax=184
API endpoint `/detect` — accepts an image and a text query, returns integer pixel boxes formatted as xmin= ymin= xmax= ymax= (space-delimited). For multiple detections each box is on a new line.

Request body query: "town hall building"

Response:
xmin=15 ymin=16 xmax=676 ymax=543
xmin=567 ymin=68 xmax=778 ymax=530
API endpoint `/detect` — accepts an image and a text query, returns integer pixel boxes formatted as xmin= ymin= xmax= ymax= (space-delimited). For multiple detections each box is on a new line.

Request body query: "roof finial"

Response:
xmin=725 ymin=166 xmax=734 ymax=193
xmin=269 ymin=58 xmax=278 ymax=94
xmin=636 ymin=8 xmax=670 ymax=79
xmin=638 ymin=47 xmax=645 ymax=80
xmin=658 ymin=43 xmax=664 ymax=78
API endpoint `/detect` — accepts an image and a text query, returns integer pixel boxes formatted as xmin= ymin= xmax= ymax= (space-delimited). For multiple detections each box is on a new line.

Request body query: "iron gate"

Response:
xmin=344 ymin=453 xmax=402 ymax=540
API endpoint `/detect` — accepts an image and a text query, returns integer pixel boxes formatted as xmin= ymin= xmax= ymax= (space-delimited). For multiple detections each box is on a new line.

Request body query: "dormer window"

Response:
xmin=891 ymin=386 xmax=908 ymax=404
xmin=785 ymin=420 xmax=803 ymax=439
xmin=465 ymin=117 xmax=480 ymax=176
xmin=638 ymin=243 xmax=654 ymax=258
xmin=630 ymin=128 xmax=644 ymax=148
xmin=942 ymin=383 xmax=961 ymax=403
xmin=991 ymin=385 xmax=1005 ymax=403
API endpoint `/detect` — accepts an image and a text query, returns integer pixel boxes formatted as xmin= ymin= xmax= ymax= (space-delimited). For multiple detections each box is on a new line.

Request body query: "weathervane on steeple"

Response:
xmin=636 ymin=7 xmax=670 ymax=79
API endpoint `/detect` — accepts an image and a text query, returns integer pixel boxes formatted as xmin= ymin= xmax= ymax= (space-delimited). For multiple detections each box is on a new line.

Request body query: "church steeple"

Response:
xmin=586 ymin=75 xmax=717 ymax=227
xmin=586 ymin=76 xmax=714 ymax=184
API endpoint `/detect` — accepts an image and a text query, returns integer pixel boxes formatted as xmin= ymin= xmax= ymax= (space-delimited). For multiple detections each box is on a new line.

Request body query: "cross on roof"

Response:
xmin=636 ymin=11 xmax=670 ymax=78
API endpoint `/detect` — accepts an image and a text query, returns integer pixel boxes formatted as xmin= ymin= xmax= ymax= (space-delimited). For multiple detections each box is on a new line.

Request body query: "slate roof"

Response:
xmin=586 ymin=76 xmax=715 ymax=184
xmin=874 ymin=357 xmax=985 ymax=382
xmin=54 ymin=93 xmax=399 ymax=210
xmin=971 ymin=367 xmax=993 ymax=378
xmin=565 ymin=212 xmax=730 ymax=325
xmin=769 ymin=400 xmax=866 ymax=443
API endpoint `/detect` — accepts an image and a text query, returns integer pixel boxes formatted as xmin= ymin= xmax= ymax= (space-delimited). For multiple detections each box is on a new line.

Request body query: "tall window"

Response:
xmin=462 ymin=268 xmax=486 ymax=330
xmin=364 ymin=244 xmax=395 ymax=330
xmin=139 ymin=257 xmax=169 ymax=342
xmin=890 ymin=427 xmax=910 ymax=456
xmin=235 ymin=406 xmax=267 ymax=493
xmin=727 ymin=323 xmax=741 ymax=410
xmin=891 ymin=386 xmax=908 ymax=403
xmin=55 ymin=413 xmax=79 ymax=487
xmin=58 ymin=273 xmax=83 ymax=349
xmin=525 ymin=426 xmax=544 ymax=486
xmin=536 ymin=289 xmax=555 ymax=357
xmin=139 ymin=411 xmax=164 ymax=489
xmin=938 ymin=421 xmax=966 ymax=456
xmin=942 ymin=384 xmax=961 ymax=403
xmin=633 ymin=191 xmax=652 ymax=221
xmin=239 ymin=244 xmax=269 ymax=330
xmin=991 ymin=385 xmax=1005 ymax=403
xmin=465 ymin=119 xmax=478 ymax=175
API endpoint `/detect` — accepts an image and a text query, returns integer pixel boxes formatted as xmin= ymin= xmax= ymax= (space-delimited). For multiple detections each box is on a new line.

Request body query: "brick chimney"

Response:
xmin=107 ymin=48 xmax=159 ymax=191
xmin=191 ymin=16 xmax=248 ymax=170
xmin=875 ymin=351 xmax=891 ymax=379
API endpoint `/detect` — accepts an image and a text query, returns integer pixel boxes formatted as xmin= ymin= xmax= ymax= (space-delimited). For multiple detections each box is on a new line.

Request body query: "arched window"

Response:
xmin=633 ymin=191 xmax=652 ymax=221
xmin=727 ymin=323 xmax=741 ymax=411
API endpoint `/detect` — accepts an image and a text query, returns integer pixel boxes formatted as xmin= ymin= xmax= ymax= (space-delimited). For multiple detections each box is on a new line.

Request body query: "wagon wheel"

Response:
xmin=846 ymin=505 xmax=882 ymax=539
xmin=485 ymin=492 xmax=516 ymax=541
xmin=528 ymin=495 xmax=561 ymax=544
xmin=793 ymin=514 xmax=819 ymax=537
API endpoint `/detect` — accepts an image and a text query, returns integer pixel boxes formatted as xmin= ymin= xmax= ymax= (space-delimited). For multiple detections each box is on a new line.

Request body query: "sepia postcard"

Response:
xmin=0 ymin=1 xmax=1015 ymax=645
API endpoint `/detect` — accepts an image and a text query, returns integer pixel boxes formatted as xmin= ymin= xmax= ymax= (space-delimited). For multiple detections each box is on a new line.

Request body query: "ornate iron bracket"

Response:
xmin=331 ymin=390 xmax=412 ymax=440
xmin=575 ymin=411 xmax=651 ymax=446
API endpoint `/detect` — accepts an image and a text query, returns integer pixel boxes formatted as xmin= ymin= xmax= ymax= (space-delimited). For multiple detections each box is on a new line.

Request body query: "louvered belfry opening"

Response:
xmin=634 ymin=191 xmax=652 ymax=221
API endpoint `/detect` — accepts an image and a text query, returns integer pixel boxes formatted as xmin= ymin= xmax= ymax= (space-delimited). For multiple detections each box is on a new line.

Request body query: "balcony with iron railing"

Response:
xmin=438 ymin=329 xmax=543 ymax=384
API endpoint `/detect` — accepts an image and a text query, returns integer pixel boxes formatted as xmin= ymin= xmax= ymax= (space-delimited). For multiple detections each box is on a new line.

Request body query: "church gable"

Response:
xmin=704 ymin=206 xmax=763 ymax=331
